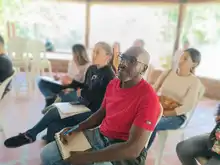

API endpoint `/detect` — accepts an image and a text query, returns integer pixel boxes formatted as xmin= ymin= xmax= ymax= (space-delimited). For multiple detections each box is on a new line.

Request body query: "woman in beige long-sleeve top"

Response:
xmin=147 ymin=48 xmax=205 ymax=150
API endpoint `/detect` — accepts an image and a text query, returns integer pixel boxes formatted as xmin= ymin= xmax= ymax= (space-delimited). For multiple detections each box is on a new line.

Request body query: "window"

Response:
xmin=90 ymin=4 xmax=178 ymax=68
xmin=14 ymin=1 xmax=86 ymax=53
xmin=182 ymin=5 xmax=220 ymax=79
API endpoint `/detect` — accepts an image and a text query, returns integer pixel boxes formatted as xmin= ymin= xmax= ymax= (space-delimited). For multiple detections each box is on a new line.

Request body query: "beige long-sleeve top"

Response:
xmin=153 ymin=70 xmax=205 ymax=115
xmin=67 ymin=61 xmax=91 ymax=83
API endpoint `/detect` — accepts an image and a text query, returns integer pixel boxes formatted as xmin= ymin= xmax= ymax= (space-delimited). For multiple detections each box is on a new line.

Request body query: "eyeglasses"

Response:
xmin=118 ymin=54 xmax=147 ymax=66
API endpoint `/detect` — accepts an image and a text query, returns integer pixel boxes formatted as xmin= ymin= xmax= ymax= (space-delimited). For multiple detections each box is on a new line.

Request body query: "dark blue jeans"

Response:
xmin=37 ymin=77 xmax=78 ymax=102
xmin=147 ymin=115 xmax=186 ymax=150
xmin=37 ymin=77 xmax=63 ymax=99
xmin=27 ymin=105 xmax=93 ymax=141
xmin=41 ymin=128 xmax=147 ymax=165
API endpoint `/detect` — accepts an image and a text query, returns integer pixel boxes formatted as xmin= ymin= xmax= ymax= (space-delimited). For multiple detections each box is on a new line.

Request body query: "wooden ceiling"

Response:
xmin=57 ymin=0 xmax=220 ymax=4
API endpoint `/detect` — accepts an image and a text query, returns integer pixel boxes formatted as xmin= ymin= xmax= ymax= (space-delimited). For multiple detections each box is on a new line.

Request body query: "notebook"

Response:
xmin=54 ymin=102 xmax=91 ymax=119
xmin=41 ymin=76 xmax=62 ymax=85
xmin=55 ymin=131 xmax=92 ymax=160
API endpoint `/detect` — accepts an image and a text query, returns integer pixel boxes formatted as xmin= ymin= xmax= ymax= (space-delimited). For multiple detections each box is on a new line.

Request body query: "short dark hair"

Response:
xmin=0 ymin=35 xmax=4 ymax=45
xmin=184 ymin=48 xmax=201 ymax=74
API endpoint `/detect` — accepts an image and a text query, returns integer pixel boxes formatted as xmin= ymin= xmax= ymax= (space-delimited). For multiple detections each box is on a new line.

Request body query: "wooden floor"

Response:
xmin=0 ymin=73 xmax=218 ymax=165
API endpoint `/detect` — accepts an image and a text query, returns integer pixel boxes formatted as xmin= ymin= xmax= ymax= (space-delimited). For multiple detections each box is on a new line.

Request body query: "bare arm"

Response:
xmin=153 ymin=70 xmax=170 ymax=92
xmin=67 ymin=91 xmax=160 ymax=164
xmin=67 ymin=125 xmax=151 ymax=164
xmin=75 ymin=107 xmax=106 ymax=132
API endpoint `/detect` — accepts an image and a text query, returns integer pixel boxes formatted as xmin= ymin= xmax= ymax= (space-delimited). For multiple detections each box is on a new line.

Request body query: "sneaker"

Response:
xmin=4 ymin=133 xmax=36 ymax=148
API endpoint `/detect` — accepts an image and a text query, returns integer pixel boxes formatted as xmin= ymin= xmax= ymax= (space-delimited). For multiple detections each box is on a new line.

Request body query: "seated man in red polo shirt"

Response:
xmin=40 ymin=46 xmax=160 ymax=165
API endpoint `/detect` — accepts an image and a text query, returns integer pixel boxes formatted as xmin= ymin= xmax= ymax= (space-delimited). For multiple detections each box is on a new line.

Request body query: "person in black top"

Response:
xmin=0 ymin=35 xmax=13 ymax=98
xmin=4 ymin=41 xmax=115 ymax=147
xmin=176 ymin=106 xmax=220 ymax=165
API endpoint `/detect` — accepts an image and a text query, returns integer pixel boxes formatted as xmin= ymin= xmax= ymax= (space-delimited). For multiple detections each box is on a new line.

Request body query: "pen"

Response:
xmin=63 ymin=125 xmax=79 ymax=135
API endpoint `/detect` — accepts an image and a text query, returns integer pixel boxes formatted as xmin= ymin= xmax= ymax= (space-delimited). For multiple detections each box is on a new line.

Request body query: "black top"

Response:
xmin=69 ymin=65 xmax=115 ymax=112
xmin=0 ymin=54 xmax=13 ymax=82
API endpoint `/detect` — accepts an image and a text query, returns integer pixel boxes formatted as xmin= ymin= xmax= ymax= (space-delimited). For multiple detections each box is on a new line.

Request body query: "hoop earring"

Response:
xmin=190 ymin=67 xmax=195 ymax=73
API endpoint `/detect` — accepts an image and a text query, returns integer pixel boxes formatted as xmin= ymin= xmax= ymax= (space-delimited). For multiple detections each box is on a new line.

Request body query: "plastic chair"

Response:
xmin=7 ymin=37 xmax=32 ymax=93
xmin=144 ymin=104 xmax=164 ymax=155
xmin=26 ymin=39 xmax=52 ymax=90
xmin=0 ymin=70 xmax=16 ymax=132
xmin=154 ymin=84 xmax=205 ymax=165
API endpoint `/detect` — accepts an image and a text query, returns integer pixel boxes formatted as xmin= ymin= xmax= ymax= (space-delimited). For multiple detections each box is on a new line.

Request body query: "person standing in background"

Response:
xmin=133 ymin=39 xmax=145 ymax=48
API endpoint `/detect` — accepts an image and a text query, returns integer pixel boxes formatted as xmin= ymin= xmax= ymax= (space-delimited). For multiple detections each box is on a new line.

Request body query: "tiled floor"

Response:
xmin=0 ymin=73 xmax=218 ymax=165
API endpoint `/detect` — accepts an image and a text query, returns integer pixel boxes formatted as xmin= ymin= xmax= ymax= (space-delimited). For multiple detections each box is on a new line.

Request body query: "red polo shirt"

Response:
xmin=100 ymin=78 xmax=160 ymax=141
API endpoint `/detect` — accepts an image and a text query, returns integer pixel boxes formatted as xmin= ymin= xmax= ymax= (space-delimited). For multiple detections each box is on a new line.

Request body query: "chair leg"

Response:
xmin=180 ymin=132 xmax=185 ymax=141
xmin=154 ymin=131 xmax=168 ymax=165
xmin=40 ymin=67 xmax=45 ymax=76
xmin=15 ymin=67 xmax=21 ymax=96
xmin=48 ymin=63 xmax=53 ymax=77
xmin=30 ymin=64 xmax=39 ymax=92
xmin=24 ymin=65 xmax=32 ymax=94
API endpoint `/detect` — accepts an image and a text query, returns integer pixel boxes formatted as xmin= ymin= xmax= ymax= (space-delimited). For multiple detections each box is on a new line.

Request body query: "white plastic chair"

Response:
xmin=154 ymin=85 xmax=205 ymax=165
xmin=7 ymin=37 xmax=32 ymax=93
xmin=145 ymin=104 xmax=164 ymax=148
xmin=0 ymin=70 xmax=16 ymax=132
xmin=26 ymin=39 xmax=52 ymax=90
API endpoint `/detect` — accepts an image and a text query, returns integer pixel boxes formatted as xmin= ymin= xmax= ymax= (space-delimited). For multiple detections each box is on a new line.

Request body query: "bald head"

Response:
xmin=133 ymin=39 xmax=145 ymax=48
xmin=123 ymin=46 xmax=150 ymax=66
xmin=118 ymin=46 xmax=150 ymax=82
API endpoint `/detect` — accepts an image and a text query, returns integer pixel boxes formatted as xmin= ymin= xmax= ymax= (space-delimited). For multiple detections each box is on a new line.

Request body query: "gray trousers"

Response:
xmin=176 ymin=134 xmax=220 ymax=165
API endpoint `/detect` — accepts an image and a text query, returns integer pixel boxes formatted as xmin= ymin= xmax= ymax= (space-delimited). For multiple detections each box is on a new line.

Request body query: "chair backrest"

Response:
xmin=181 ymin=83 xmax=205 ymax=128
xmin=145 ymin=104 xmax=163 ymax=146
xmin=0 ymin=69 xmax=16 ymax=99
xmin=7 ymin=37 xmax=27 ymax=59
xmin=26 ymin=39 xmax=46 ymax=61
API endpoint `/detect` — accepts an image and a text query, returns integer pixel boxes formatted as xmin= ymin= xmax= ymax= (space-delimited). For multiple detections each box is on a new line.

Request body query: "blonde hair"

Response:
xmin=95 ymin=41 xmax=116 ymax=72
xmin=72 ymin=44 xmax=90 ymax=66
xmin=95 ymin=42 xmax=113 ymax=56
